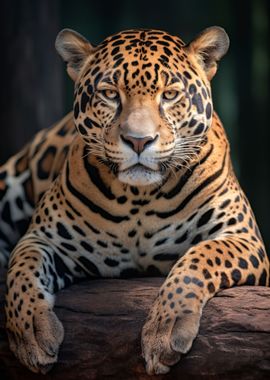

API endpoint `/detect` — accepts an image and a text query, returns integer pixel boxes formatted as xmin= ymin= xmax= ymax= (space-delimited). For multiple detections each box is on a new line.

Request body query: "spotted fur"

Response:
xmin=1 ymin=26 xmax=269 ymax=375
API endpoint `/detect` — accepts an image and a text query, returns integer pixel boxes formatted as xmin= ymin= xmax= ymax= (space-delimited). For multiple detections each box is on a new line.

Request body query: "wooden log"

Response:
xmin=0 ymin=270 xmax=269 ymax=380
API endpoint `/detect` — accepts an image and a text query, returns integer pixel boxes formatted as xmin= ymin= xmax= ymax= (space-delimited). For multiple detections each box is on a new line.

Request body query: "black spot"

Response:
xmin=117 ymin=196 xmax=127 ymax=204
xmin=56 ymin=222 xmax=72 ymax=240
xmin=208 ymin=223 xmax=223 ymax=235
xmin=155 ymin=238 xmax=168 ymax=246
xmin=183 ymin=71 xmax=192 ymax=79
xmin=249 ymin=254 xmax=259 ymax=268
xmin=111 ymin=39 xmax=125 ymax=46
xmin=220 ymin=272 xmax=230 ymax=288
xmin=78 ymin=124 xmax=87 ymax=135
xmin=207 ymin=259 xmax=213 ymax=267
xmin=194 ymin=123 xmax=205 ymax=135
xmin=61 ymin=242 xmax=77 ymax=251
xmin=21 ymin=285 xmax=27 ymax=292
xmin=192 ymin=277 xmax=204 ymax=287
xmin=130 ymin=208 xmax=139 ymax=215
xmin=207 ymin=282 xmax=215 ymax=293
xmin=66 ymin=211 xmax=75 ymax=220
xmin=197 ymin=209 xmax=214 ymax=228
xmin=220 ymin=199 xmax=231 ymax=209
xmin=189 ymin=118 xmax=197 ymax=127
xmin=259 ymin=269 xmax=267 ymax=285
xmin=176 ymin=287 xmax=183 ymax=294
xmin=128 ymin=229 xmax=137 ymax=237
xmin=238 ymin=213 xmax=244 ymax=222
xmin=78 ymin=256 xmax=101 ymax=276
xmin=35 ymin=215 xmax=41 ymax=224
xmin=191 ymin=234 xmax=202 ymax=245
xmin=186 ymin=292 xmax=197 ymax=298
xmin=80 ymin=241 xmax=94 ymax=253
xmin=206 ymin=103 xmax=212 ymax=119
xmin=175 ymin=231 xmax=188 ymax=244
xmin=189 ymin=84 xmax=197 ymax=94
xmin=37 ymin=146 xmax=57 ymax=180
xmin=91 ymin=66 xmax=100 ymax=76
xmin=215 ymin=257 xmax=221 ymax=265
xmin=225 ymin=260 xmax=232 ymax=268
xmin=84 ymin=117 xmax=93 ymax=129
xmin=104 ymin=258 xmax=119 ymax=267
xmin=130 ymin=186 xmax=139 ymax=195
xmin=201 ymin=88 xmax=207 ymax=99
xmin=15 ymin=197 xmax=24 ymax=210
xmin=238 ymin=258 xmax=248 ymax=269
xmin=203 ymin=268 xmax=211 ymax=279
xmin=153 ymin=253 xmax=179 ymax=261
xmin=97 ymin=240 xmax=107 ymax=248
xmin=74 ymin=102 xmax=79 ymax=119
xmin=192 ymin=93 xmax=204 ymax=114
xmin=257 ymin=247 xmax=265 ymax=262
xmin=25 ymin=322 xmax=30 ymax=330
xmin=231 ymin=269 xmax=242 ymax=284
xmin=184 ymin=276 xmax=191 ymax=284
xmin=227 ymin=218 xmax=237 ymax=226
xmin=80 ymin=92 xmax=90 ymax=113
xmin=113 ymin=58 xmax=125 ymax=68
xmin=245 ymin=273 xmax=255 ymax=285
xmin=73 ymin=225 xmax=86 ymax=237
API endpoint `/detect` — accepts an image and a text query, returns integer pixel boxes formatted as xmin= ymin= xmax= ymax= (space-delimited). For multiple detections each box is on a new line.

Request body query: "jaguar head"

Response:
xmin=56 ymin=27 xmax=229 ymax=186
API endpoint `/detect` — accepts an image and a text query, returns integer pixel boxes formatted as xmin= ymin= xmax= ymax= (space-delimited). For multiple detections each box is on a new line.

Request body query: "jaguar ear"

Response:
xmin=55 ymin=29 xmax=94 ymax=81
xmin=186 ymin=26 xmax=229 ymax=80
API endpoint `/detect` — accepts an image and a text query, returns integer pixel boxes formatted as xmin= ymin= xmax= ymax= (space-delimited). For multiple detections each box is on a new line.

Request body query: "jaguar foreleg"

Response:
xmin=4 ymin=234 xmax=74 ymax=373
xmin=142 ymin=237 xmax=269 ymax=375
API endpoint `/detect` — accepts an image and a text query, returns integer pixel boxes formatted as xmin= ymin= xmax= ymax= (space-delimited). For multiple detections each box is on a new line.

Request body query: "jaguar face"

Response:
xmin=56 ymin=27 xmax=229 ymax=186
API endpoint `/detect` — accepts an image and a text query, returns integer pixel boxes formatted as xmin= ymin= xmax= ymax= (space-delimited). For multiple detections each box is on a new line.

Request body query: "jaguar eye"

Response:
xmin=162 ymin=90 xmax=179 ymax=101
xmin=101 ymin=89 xmax=119 ymax=101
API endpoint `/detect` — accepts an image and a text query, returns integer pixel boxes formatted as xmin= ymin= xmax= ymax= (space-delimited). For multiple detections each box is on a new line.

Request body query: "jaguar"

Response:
xmin=0 ymin=26 xmax=269 ymax=375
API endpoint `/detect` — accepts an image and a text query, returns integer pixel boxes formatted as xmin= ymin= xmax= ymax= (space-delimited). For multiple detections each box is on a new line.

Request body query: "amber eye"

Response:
xmin=162 ymin=90 xmax=179 ymax=101
xmin=101 ymin=89 xmax=119 ymax=101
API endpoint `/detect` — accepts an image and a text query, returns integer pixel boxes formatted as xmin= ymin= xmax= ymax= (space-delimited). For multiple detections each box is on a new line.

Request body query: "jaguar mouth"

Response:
xmin=120 ymin=163 xmax=157 ymax=174
xmin=118 ymin=163 xmax=163 ymax=186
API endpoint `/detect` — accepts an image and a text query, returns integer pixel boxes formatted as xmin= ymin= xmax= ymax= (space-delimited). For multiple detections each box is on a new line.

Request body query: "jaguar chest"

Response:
xmin=76 ymin=210 xmax=198 ymax=277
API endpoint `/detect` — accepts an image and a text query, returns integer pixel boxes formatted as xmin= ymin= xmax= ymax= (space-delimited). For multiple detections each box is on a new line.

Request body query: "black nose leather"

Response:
xmin=120 ymin=134 xmax=158 ymax=154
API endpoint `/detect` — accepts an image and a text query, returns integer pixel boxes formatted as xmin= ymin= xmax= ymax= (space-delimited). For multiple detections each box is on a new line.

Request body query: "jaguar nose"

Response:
xmin=120 ymin=134 xmax=158 ymax=154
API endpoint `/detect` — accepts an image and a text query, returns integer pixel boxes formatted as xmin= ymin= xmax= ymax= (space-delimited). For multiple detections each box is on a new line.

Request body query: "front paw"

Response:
xmin=141 ymin=298 xmax=201 ymax=375
xmin=6 ymin=305 xmax=64 ymax=373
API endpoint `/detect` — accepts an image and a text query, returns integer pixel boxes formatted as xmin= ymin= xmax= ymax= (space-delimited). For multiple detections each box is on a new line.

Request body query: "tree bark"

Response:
xmin=0 ymin=270 xmax=269 ymax=380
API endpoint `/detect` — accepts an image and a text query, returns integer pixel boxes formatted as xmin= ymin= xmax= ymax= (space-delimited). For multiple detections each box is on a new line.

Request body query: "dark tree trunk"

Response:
xmin=232 ymin=0 xmax=270 ymax=252
xmin=0 ymin=271 xmax=269 ymax=380
xmin=0 ymin=0 xmax=63 ymax=163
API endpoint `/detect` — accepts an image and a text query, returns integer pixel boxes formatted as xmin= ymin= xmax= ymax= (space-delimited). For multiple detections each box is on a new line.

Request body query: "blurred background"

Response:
xmin=1 ymin=0 xmax=270 ymax=251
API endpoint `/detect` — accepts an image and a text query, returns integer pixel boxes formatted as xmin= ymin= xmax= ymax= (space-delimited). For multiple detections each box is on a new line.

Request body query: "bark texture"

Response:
xmin=0 ymin=270 xmax=269 ymax=380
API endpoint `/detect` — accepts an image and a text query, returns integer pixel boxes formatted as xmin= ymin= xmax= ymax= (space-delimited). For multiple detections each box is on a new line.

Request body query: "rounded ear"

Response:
xmin=55 ymin=29 xmax=95 ymax=81
xmin=185 ymin=26 xmax=230 ymax=80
